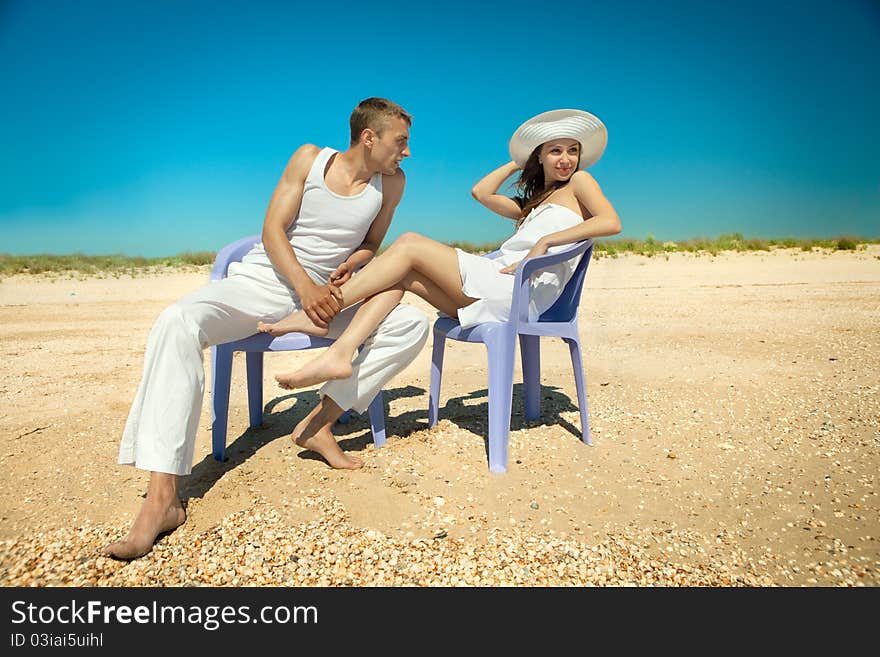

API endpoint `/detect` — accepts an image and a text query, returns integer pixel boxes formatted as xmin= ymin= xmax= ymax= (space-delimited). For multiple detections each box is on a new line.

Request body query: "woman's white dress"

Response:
xmin=455 ymin=203 xmax=584 ymax=328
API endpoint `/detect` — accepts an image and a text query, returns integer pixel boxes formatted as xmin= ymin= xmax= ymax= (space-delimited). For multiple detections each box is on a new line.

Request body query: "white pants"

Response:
xmin=118 ymin=262 xmax=429 ymax=475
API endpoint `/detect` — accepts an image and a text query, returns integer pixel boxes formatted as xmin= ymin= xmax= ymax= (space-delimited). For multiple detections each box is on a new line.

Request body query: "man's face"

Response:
xmin=368 ymin=116 xmax=411 ymax=175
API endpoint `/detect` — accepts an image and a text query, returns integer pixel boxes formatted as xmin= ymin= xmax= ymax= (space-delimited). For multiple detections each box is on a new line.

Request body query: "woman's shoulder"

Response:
xmin=570 ymin=170 xmax=605 ymax=194
xmin=571 ymin=170 xmax=597 ymax=183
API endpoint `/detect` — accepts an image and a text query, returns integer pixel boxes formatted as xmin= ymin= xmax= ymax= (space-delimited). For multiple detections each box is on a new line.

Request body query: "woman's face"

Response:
xmin=539 ymin=138 xmax=580 ymax=183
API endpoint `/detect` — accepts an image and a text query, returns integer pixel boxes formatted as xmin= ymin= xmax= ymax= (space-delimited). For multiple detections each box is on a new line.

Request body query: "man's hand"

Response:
xmin=329 ymin=262 xmax=352 ymax=286
xmin=299 ymin=282 xmax=343 ymax=327
xmin=500 ymin=240 xmax=549 ymax=274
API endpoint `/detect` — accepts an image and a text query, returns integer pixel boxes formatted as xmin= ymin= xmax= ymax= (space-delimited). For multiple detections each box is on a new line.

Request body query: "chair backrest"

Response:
xmin=209 ymin=235 xmax=261 ymax=281
xmin=536 ymin=241 xmax=594 ymax=323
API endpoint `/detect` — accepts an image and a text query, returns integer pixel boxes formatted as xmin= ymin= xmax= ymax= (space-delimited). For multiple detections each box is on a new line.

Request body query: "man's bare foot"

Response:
xmin=275 ymin=347 xmax=353 ymax=390
xmin=101 ymin=498 xmax=186 ymax=560
xmin=257 ymin=312 xmax=329 ymax=338
xmin=291 ymin=420 xmax=363 ymax=470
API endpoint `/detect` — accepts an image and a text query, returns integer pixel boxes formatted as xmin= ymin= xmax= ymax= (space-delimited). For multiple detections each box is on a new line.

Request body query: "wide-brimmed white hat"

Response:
xmin=508 ymin=109 xmax=607 ymax=169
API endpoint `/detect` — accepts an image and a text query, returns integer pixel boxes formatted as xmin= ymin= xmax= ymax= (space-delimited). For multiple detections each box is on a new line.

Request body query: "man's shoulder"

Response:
xmin=382 ymin=167 xmax=406 ymax=191
xmin=284 ymin=144 xmax=323 ymax=177
xmin=290 ymin=143 xmax=323 ymax=163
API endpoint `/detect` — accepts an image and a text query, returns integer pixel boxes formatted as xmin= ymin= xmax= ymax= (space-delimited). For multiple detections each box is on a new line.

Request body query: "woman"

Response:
xmin=258 ymin=109 xmax=622 ymax=390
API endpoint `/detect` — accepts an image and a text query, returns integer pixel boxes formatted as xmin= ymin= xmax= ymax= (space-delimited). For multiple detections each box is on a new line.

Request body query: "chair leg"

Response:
xmin=245 ymin=351 xmax=264 ymax=428
xmin=486 ymin=331 xmax=516 ymax=473
xmin=564 ymin=337 xmax=592 ymax=445
xmin=211 ymin=344 xmax=234 ymax=462
xmin=428 ymin=330 xmax=447 ymax=428
xmin=519 ymin=334 xmax=541 ymax=421
xmin=367 ymin=391 xmax=386 ymax=448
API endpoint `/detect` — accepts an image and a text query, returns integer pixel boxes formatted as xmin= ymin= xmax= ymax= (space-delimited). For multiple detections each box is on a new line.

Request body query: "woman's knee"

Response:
xmin=391 ymin=232 xmax=432 ymax=255
xmin=390 ymin=233 xmax=440 ymax=269
xmin=395 ymin=232 xmax=425 ymax=246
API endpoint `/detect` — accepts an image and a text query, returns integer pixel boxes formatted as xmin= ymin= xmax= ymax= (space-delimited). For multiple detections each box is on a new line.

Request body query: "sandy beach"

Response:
xmin=0 ymin=247 xmax=877 ymax=586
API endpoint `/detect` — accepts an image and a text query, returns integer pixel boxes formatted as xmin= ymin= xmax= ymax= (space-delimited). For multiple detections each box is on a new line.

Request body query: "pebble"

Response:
xmin=0 ymin=496 xmax=806 ymax=587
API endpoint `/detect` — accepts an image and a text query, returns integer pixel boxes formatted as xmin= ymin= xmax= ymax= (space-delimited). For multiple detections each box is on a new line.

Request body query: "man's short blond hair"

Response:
xmin=349 ymin=97 xmax=412 ymax=146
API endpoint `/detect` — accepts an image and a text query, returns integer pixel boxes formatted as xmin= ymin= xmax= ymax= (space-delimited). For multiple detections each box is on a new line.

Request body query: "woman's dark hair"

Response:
xmin=514 ymin=142 xmax=581 ymax=223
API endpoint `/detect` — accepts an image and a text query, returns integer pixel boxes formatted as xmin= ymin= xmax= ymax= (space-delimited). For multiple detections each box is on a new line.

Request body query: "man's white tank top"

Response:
xmin=242 ymin=147 xmax=383 ymax=284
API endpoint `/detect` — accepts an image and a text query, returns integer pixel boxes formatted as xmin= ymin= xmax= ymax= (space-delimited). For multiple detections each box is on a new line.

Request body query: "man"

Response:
xmin=103 ymin=98 xmax=429 ymax=559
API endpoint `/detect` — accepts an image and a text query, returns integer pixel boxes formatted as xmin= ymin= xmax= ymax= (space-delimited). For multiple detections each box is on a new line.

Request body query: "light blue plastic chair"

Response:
xmin=428 ymin=240 xmax=594 ymax=473
xmin=209 ymin=235 xmax=386 ymax=462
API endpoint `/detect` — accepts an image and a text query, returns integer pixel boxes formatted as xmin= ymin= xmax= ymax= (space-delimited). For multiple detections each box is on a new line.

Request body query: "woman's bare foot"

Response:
xmin=291 ymin=417 xmax=363 ymax=470
xmin=275 ymin=347 xmax=354 ymax=390
xmin=101 ymin=497 xmax=186 ymax=560
xmin=257 ymin=311 xmax=329 ymax=338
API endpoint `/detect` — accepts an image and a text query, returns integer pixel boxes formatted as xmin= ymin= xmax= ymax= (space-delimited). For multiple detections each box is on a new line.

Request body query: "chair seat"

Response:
xmin=219 ymin=331 xmax=334 ymax=352
xmin=435 ymin=316 xmax=581 ymax=342
xmin=433 ymin=316 xmax=507 ymax=343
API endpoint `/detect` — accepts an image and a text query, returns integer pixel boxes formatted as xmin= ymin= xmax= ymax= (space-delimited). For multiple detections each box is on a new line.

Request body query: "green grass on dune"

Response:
xmin=448 ymin=234 xmax=878 ymax=259
xmin=593 ymin=233 xmax=877 ymax=258
xmin=0 ymin=252 xmax=215 ymax=277
xmin=2 ymin=234 xmax=877 ymax=277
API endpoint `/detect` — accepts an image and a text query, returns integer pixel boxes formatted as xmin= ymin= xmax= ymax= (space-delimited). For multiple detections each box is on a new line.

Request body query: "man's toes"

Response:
xmin=101 ymin=541 xmax=147 ymax=561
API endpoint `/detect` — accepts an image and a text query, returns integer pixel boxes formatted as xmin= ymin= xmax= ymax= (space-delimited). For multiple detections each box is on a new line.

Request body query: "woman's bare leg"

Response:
xmin=260 ymin=233 xmax=473 ymax=338
xmin=272 ymin=265 xmax=474 ymax=390
xmin=338 ymin=233 xmax=474 ymax=310
xmin=398 ymin=270 xmax=468 ymax=317
xmin=267 ymin=233 xmax=478 ymax=391
xmin=275 ymin=288 xmax=404 ymax=390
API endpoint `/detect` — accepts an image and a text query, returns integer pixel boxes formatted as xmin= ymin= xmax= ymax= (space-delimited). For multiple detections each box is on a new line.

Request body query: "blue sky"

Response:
xmin=2 ymin=0 xmax=878 ymax=256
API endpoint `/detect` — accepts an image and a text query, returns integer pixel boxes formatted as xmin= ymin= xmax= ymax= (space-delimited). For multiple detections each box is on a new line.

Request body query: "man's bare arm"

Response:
xmin=329 ymin=169 xmax=406 ymax=284
xmin=261 ymin=144 xmax=341 ymax=325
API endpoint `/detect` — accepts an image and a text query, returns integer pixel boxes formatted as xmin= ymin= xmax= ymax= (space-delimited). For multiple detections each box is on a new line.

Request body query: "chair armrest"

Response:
xmin=510 ymin=240 xmax=592 ymax=322
xmin=209 ymin=235 xmax=262 ymax=281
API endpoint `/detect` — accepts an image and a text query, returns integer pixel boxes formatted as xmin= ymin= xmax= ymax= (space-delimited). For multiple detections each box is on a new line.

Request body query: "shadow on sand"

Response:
xmin=180 ymin=382 xmax=582 ymax=500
